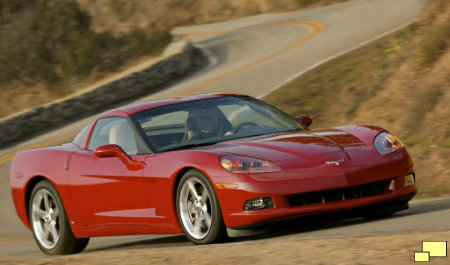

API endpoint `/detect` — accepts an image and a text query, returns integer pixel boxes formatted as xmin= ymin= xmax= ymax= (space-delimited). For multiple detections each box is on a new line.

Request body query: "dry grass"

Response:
xmin=1 ymin=230 xmax=449 ymax=264
xmin=0 ymin=0 xmax=347 ymax=119
xmin=419 ymin=0 xmax=450 ymax=66
xmin=265 ymin=0 xmax=450 ymax=198
xmin=0 ymin=0 xmax=171 ymax=118
xmin=420 ymin=21 xmax=450 ymax=66
xmin=266 ymin=26 xmax=414 ymax=125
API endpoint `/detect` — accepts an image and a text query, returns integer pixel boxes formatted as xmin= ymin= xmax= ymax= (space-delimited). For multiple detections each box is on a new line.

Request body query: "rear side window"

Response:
xmin=72 ymin=123 xmax=91 ymax=147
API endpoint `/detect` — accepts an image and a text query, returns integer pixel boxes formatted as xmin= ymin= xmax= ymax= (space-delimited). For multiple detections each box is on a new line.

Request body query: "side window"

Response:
xmin=87 ymin=117 xmax=138 ymax=156
xmin=72 ymin=122 xmax=92 ymax=147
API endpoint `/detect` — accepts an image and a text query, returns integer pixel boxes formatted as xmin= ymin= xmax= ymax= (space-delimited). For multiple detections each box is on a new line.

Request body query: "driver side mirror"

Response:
xmin=94 ymin=144 xmax=145 ymax=170
xmin=294 ymin=115 xmax=312 ymax=129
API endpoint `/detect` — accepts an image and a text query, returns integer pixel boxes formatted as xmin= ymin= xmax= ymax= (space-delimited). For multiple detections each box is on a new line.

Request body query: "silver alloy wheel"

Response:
xmin=179 ymin=178 xmax=212 ymax=240
xmin=31 ymin=189 xmax=60 ymax=249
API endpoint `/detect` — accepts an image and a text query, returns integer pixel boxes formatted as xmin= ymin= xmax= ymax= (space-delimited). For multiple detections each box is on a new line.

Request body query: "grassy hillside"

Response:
xmin=265 ymin=0 xmax=450 ymax=198
xmin=0 ymin=0 xmax=346 ymax=119
xmin=0 ymin=0 xmax=171 ymax=118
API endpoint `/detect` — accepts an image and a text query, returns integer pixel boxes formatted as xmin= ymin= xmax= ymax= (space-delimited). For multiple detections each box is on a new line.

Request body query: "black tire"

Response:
xmin=175 ymin=169 xmax=228 ymax=244
xmin=29 ymin=180 xmax=90 ymax=255
xmin=361 ymin=201 xmax=408 ymax=220
xmin=362 ymin=208 xmax=396 ymax=219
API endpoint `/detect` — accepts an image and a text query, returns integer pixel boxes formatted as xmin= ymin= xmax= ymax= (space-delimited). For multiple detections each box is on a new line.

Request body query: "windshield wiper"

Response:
xmin=161 ymin=130 xmax=302 ymax=152
xmin=278 ymin=129 xmax=303 ymax=133
xmin=162 ymin=141 xmax=219 ymax=152
xmin=232 ymin=130 xmax=298 ymax=139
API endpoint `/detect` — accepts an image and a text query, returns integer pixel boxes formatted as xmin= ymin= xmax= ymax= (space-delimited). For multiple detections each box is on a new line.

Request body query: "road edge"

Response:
xmin=0 ymin=40 xmax=206 ymax=148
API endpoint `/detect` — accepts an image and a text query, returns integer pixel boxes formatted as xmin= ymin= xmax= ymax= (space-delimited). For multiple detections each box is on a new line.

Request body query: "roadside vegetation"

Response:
xmin=0 ymin=0 xmax=346 ymax=119
xmin=1 ymin=0 xmax=448 ymax=198
xmin=265 ymin=0 xmax=450 ymax=198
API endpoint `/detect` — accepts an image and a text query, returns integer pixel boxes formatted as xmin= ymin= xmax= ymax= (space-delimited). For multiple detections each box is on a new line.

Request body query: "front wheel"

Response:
xmin=29 ymin=180 xmax=89 ymax=255
xmin=176 ymin=169 xmax=228 ymax=244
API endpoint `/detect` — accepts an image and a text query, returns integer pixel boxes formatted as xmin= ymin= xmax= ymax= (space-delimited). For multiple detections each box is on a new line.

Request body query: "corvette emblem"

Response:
xmin=325 ymin=159 xmax=345 ymax=166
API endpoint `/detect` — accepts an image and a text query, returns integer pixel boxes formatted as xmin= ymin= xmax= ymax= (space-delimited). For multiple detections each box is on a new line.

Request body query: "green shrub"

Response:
xmin=0 ymin=0 xmax=171 ymax=92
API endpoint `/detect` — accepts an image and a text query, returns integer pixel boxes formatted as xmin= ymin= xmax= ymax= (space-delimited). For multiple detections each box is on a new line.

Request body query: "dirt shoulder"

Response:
xmin=2 ymin=230 xmax=449 ymax=265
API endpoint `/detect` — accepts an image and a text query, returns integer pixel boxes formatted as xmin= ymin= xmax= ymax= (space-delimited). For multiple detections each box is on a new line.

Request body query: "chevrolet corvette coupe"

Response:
xmin=10 ymin=93 xmax=416 ymax=254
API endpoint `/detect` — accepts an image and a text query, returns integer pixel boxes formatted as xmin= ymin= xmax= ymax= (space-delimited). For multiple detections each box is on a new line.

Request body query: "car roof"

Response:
xmin=98 ymin=93 xmax=241 ymax=118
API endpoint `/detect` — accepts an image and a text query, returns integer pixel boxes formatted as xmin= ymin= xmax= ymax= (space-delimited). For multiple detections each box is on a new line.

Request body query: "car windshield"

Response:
xmin=131 ymin=96 xmax=304 ymax=152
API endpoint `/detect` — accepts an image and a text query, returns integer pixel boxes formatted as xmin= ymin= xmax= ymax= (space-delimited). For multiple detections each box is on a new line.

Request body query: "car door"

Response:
xmin=68 ymin=117 xmax=149 ymax=226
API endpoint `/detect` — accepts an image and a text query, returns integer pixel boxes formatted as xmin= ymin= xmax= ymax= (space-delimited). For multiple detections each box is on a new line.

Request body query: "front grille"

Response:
xmin=285 ymin=180 xmax=389 ymax=207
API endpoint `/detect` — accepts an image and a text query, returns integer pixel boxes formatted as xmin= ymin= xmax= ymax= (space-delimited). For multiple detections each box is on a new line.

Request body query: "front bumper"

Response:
xmin=214 ymin=149 xmax=416 ymax=228
xmin=227 ymin=184 xmax=416 ymax=228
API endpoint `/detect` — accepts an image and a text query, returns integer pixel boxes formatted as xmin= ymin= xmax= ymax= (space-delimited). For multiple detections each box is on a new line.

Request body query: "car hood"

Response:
xmin=208 ymin=129 xmax=376 ymax=168
xmin=192 ymin=127 xmax=402 ymax=188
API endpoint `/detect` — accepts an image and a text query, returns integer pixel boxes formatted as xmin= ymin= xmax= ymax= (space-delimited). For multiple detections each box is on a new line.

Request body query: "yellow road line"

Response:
xmin=0 ymin=20 xmax=323 ymax=165
xmin=175 ymin=21 xmax=323 ymax=97
xmin=0 ymin=132 xmax=77 ymax=165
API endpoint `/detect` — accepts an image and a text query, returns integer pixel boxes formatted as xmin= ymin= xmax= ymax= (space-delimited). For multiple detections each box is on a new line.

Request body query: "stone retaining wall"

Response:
xmin=0 ymin=40 xmax=203 ymax=147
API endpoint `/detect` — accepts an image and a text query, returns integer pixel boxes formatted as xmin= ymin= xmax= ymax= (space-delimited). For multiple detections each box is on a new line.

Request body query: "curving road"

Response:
xmin=2 ymin=0 xmax=448 ymax=258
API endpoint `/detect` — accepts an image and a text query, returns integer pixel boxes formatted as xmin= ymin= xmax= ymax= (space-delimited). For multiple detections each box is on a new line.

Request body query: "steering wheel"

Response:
xmin=232 ymin=122 xmax=259 ymax=134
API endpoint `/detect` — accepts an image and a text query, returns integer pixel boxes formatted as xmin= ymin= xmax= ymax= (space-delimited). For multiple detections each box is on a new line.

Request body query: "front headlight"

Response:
xmin=374 ymin=131 xmax=404 ymax=155
xmin=219 ymin=156 xmax=280 ymax=173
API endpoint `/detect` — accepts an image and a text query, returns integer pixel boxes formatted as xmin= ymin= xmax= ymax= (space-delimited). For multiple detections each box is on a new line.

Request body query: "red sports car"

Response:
xmin=10 ymin=93 xmax=416 ymax=255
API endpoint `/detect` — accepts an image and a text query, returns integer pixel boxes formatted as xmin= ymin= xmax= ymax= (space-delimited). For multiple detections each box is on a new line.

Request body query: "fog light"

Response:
xmin=404 ymin=173 xmax=415 ymax=186
xmin=243 ymin=197 xmax=274 ymax=211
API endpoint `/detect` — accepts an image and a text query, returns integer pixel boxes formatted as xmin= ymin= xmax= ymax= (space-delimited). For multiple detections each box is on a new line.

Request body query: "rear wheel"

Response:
xmin=176 ymin=169 xmax=228 ymax=244
xmin=29 ymin=180 xmax=89 ymax=255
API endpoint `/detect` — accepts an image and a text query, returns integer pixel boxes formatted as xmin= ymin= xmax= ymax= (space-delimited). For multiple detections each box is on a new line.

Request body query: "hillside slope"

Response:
xmin=266 ymin=0 xmax=450 ymax=198
xmin=0 ymin=0 xmax=346 ymax=119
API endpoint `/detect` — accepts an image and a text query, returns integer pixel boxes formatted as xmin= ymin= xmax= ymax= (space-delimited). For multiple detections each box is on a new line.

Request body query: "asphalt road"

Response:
xmin=1 ymin=197 xmax=450 ymax=257
xmin=2 ymin=0 xmax=446 ymax=257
